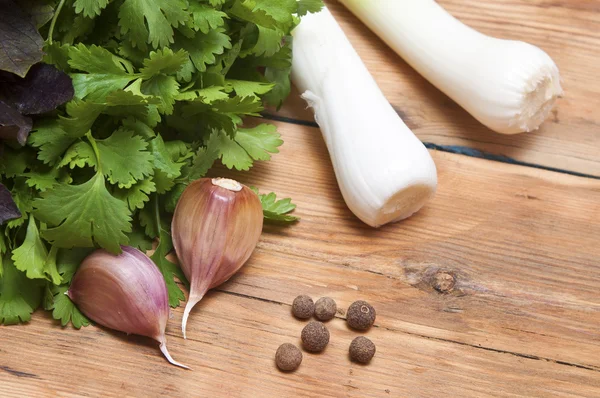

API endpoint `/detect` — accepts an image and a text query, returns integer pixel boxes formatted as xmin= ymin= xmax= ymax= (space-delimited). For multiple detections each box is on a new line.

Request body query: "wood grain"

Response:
xmin=271 ymin=0 xmax=600 ymax=177
xmin=2 ymin=119 xmax=599 ymax=397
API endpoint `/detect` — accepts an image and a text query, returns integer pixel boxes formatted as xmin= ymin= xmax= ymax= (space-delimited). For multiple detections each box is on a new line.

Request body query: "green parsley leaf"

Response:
xmin=177 ymin=85 xmax=231 ymax=102
xmin=256 ymin=191 xmax=299 ymax=222
xmin=118 ymin=0 xmax=189 ymax=50
xmin=29 ymin=120 xmax=74 ymax=166
xmin=58 ymin=140 xmax=96 ymax=169
xmin=24 ymin=167 xmax=61 ymax=192
xmin=69 ymin=44 xmax=136 ymax=101
xmin=49 ymin=285 xmax=90 ymax=328
xmin=151 ymin=224 xmax=186 ymax=307
xmin=227 ymin=80 xmax=274 ymax=99
xmin=0 ymin=254 xmax=43 ymax=325
xmin=235 ymin=124 xmax=282 ymax=161
xmin=174 ymin=29 xmax=232 ymax=73
xmin=43 ymin=42 xmax=72 ymax=72
xmin=216 ymin=131 xmax=253 ymax=171
xmin=128 ymin=222 xmax=154 ymax=251
xmin=68 ymin=44 xmax=133 ymax=75
xmin=34 ymin=172 xmax=132 ymax=253
xmin=188 ymin=3 xmax=228 ymax=34
xmin=0 ymin=147 xmax=30 ymax=178
xmin=74 ymin=0 xmax=110 ymax=18
xmin=141 ymin=75 xmax=180 ymax=115
xmin=95 ymin=129 xmax=154 ymax=188
xmin=296 ymin=0 xmax=324 ymax=16
xmin=0 ymin=234 xmax=5 ymax=278
xmin=140 ymin=48 xmax=189 ymax=78
xmin=149 ymin=134 xmax=184 ymax=178
xmin=60 ymin=100 xmax=105 ymax=138
xmin=56 ymin=247 xmax=93 ymax=285
xmin=59 ymin=13 xmax=96 ymax=45
xmin=115 ymin=178 xmax=157 ymax=211
xmin=252 ymin=26 xmax=284 ymax=57
xmin=182 ymin=132 xmax=221 ymax=181
xmin=12 ymin=217 xmax=52 ymax=281
xmin=152 ymin=169 xmax=177 ymax=194
xmin=229 ymin=0 xmax=297 ymax=30
xmin=43 ymin=246 xmax=63 ymax=286
xmin=138 ymin=206 xmax=157 ymax=238
xmin=264 ymin=66 xmax=291 ymax=109
xmin=71 ymin=74 xmax=135 ymax=102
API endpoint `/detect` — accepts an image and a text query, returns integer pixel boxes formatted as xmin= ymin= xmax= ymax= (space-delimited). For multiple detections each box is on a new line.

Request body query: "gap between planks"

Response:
xmin=260 ymin=112 xmax=600 ymax=181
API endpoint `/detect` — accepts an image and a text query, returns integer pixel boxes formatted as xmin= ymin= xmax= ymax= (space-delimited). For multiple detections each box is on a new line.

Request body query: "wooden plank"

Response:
xmin=213 ymin=120 xmax=600 ymax=372
xmin=1 ymin=293 xmax=599 ymax=398
xmin=271 ymin=0 xmax=600 ymax=176
xmin=3 ymin=119 xmax=599 ymax=397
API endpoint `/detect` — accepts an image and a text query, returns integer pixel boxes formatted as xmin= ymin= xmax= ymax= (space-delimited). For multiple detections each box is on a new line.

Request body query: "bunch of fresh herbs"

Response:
xmin=0 ymin=0 xmax=322 ymax=326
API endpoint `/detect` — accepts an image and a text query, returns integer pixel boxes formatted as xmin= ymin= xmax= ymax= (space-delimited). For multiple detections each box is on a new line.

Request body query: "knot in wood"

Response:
xmin=432 ymin=271 xmax=456 ymax=293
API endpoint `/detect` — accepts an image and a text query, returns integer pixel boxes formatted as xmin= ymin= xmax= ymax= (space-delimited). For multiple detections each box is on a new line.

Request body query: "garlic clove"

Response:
xmin=172 ymin=178 xmax=263 ymax=338
xmin=68 ymin=246 xmax=188 ymax=369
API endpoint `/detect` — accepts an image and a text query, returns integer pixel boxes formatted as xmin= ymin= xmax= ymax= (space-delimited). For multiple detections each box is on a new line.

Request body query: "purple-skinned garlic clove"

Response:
xmin=68 ymin=246 xmax=188 ymax=369
xmin=172 ymin=178 xmax=263 ymax=338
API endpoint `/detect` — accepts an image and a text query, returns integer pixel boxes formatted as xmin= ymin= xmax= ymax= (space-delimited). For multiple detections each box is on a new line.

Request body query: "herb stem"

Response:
xmin=48 ymin=0 xmax=67 ymax=45
xmin=153 ymin=194 xmax=161 ymax=237
xmin=86 ymin=132 xmax=102 ymax=172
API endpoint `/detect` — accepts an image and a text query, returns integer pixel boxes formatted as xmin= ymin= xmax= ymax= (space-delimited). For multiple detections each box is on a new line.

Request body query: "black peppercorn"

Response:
xmin=292 ymin=295 xmax=315 ymax=319
xmin=275 ymin=343 xmax=303 ymax=371
xmin=314 ymin=297 xmax=337 ymax=321
xmin=349 ymin=336 xmax=376 ymax=364
xmin=301 ymin=321 xmax=330 ymax=352
xmin=346 ymin=300 xmax=376 ymax=330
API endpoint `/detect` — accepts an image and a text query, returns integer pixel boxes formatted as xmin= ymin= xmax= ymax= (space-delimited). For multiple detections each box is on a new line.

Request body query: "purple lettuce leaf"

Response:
xmin=0 ymin=63 xmax=74 ymax=115
xmin=0 ymin=0 xmax=45 ymax=77
xmin=0 ymin=182 xmax=21 ymax=224
xmin=0 ymin=99 xmax=33 ymax=146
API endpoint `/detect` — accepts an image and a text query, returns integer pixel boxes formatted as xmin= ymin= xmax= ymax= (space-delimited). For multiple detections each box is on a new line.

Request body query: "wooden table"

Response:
xmin=2 ymin=1 xmax=599 ymax=396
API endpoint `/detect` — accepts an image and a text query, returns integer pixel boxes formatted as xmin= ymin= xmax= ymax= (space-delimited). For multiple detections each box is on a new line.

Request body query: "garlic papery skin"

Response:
xmin=172 ymin=178 xmax=263 ymax=338
xmin=68 ymin=246 xmax=188 ymax=369
xmin=338 ymin=0 xmax=563 ymax=135
xmin=291 ymin=8 xmax=438 ymax=227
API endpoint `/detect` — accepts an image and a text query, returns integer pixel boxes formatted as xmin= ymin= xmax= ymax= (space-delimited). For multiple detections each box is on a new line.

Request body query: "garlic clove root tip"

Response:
xmin=181 ymin=295 xmax=203 ymax=339
xmin=159 ymin=341 xmax=190 ymax=370
xmin=181 ymin=301 xmax=193 ymax=340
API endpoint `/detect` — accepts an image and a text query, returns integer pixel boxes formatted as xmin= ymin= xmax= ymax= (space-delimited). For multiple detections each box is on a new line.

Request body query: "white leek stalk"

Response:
xmin=339 ymin=0 xmax=563 ymax=135
xmin=291 ymin=7 xmax=437 ymax=228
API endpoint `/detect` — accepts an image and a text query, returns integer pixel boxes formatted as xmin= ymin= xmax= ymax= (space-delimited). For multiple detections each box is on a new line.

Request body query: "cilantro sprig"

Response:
xmin=0 ymin=0 xmax=321 ymax=326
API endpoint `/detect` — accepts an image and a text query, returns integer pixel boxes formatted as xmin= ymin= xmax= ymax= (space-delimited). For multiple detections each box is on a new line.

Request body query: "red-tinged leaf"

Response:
xmin=0 ymin=99 xmax=32 ymax=146
xmin=0 ymin=183 xmax=21 ymax=225
xmin=0 ymin=64 xmax=74 ymax=115
xmin=0 ymin=0 xmax=44 ymax=77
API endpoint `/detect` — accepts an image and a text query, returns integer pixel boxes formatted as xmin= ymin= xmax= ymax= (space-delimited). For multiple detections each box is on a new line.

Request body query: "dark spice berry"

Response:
xmin=275 ymin=343 xmax=303 ymax=371
xmin=349 ymin=336 xmax=376 ymax=364
xmin=301 ymin=321 xmax=330 ymax=352
xmin=314 ymin=297 xmax=337 ymax=321
xmin=346 ymin=300 xmax=376 ymax=330
xmin=292 ymin=295 xmax=315 ymax=319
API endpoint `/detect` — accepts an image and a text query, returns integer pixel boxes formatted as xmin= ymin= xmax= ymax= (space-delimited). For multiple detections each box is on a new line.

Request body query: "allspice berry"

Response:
xmin=301 ymin=321 xmax=330 ymax=352
xmin=275 ymin=343 xmax=303 ymax=371
xmin=292 ymin=295 xmax=315 ymax=319
xmin=314 ymin=297 xmax=337 ymax=321
xmin=346 ymin=300 xmax=376 ymax=330
xmin=349 ymin=336 xmax=376 ymax=364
